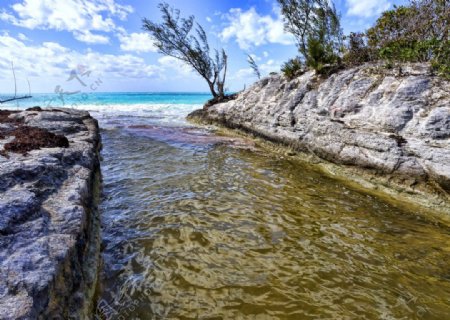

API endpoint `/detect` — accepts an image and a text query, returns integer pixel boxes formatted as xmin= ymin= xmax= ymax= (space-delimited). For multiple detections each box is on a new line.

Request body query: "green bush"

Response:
xmin=377 ymin=39 xmax=439 ymax=63
xmin=281 ymin=57 xmax=304 ymax=80
xmin=277 ymin=0 xmax=343 ymax=76
xmin=342 ymin=32 xmax=373 ymax=67
xmin=431 ymin=40 xmax=450 ymax=80
xmin=366 ymin=1 xmax=449 ymax=78
xmin=305 ymin=36 xmax=340 ymax=74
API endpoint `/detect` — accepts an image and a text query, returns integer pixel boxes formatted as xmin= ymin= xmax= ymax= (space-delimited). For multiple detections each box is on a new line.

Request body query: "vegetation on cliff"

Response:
xmin=365 ymin=0 xmax=449 ymax=78
xmin=279 ymin=0 xmax=449 ymax=79
xmin=277 ymin=0 xmax=343 ymax=75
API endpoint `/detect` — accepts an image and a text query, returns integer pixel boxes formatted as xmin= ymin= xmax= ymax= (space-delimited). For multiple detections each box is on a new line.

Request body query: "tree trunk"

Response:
xmin=217 ymin=84 xmax=224 ymax=99
xmin=218 ymin=55 xmax=228 ymax=99
xmin=207 ymin=80 xmax=218 ymax=98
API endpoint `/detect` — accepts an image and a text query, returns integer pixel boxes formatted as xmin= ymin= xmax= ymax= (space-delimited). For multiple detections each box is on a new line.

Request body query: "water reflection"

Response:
xmin=97 ymin=125 xmax=450 ymax=320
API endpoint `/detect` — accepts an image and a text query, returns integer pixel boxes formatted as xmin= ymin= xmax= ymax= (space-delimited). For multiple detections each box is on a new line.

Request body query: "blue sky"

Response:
xmin=0 ymin=0 xmax=407 ymax=93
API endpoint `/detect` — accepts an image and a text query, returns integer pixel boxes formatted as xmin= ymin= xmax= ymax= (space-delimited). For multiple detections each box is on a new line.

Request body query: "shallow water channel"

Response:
xmin=96 ymin=114 xmax=450 ymax=320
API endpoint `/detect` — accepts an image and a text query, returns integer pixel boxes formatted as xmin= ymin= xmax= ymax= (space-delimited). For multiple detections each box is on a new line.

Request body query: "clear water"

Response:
xmin=2 ymin=93 xmax=450 ymax=319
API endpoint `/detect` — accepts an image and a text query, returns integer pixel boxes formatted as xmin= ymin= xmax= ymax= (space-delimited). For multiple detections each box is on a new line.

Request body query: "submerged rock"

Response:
xmin=190 ymin=63 xmax=450 ymax=210
xmin=0 ymin=108 xmax=101 ymax=319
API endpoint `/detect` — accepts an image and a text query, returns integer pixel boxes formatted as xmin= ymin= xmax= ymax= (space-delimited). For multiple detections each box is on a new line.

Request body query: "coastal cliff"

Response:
xmin=190 ymin=63 xmax=450 ymax=213
xmin=0 ymin=108 xmax=101 ymax=319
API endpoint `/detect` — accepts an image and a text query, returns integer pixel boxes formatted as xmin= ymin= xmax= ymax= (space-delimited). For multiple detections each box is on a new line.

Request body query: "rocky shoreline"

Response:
xmin=189 ymin=63 xmax=450 ymax=216
xmin=0 ymin=63 xmax=449 ymax=318
xmin=0 ymin=108 xmax=101 ymax=319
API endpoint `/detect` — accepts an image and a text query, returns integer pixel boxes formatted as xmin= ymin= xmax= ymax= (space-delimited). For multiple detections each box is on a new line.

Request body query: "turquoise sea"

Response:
xmin=0 ymin=92 xmax=212 ymax=107
xmin=1 ymin=92 xmax=212 ymax=127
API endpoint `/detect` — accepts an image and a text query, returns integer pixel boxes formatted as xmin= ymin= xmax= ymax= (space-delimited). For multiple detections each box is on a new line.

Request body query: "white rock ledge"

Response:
xmin=0 ymin=108 xmax=101 ymax=319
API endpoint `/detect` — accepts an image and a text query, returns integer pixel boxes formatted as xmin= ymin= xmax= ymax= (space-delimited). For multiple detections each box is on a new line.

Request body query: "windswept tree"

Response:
xmin=247 ymin=54 xmax=261 ymax=79
xmin=142 ymin=3 xmax=228 ymax=101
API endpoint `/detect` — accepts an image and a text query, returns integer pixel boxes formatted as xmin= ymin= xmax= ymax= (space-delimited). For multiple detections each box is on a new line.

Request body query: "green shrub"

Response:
xmin=366 ymin=1 xmax=449 ymax=78
xmin=277 ymin=0 xmax=343 ymax=75
xmin=281 ymin=57 xmax=304 ymax=80
xmin=377 ymin=39 xmax=438 ymax=63
xmin=305 ymin=36 xmax=340 ymax=74
xmin=431 ymin=40 xmax=450 ymax=79
xmin=342 ymin=32 xmax=373 ymax=67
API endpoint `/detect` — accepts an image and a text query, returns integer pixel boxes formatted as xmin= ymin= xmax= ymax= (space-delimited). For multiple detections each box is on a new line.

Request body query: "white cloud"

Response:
xmin=86 ymin=51 xmax=160 ymax=78
xmin=0 ymin=0 xmax=133 ymax=43
xmin=118 ymin=32 xmax=157 ymax=53
xmin=74 ymin=31 xmax=110 ymax=44
xmin=233 ymin=59 xmax=281 ymax=81
xmin=0 ymin=33 xmax=158 ymax=80
xmin=17 ymin=33 xmax=28 ymax=41
xmin=235 ymin=68 xmax=254 ymax=79
xmin=260 ymin=59 xmax=280 ymax=73
xmin=0 ymin=10 xmax=16 ymax=23
xmin=346 ymin=0 xmax=391 ymax=18
xmin=206 ymin=16 xmax=212 ymax=23
xmin=220 ymin=7 xmax=294 ymax=49
xmin=158 ymin=56 xmax=194 ymax=77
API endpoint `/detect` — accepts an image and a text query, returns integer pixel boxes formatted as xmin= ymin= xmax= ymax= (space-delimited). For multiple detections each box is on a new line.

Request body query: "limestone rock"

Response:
xmin=0 ymin=108 xmax=101 ymax=319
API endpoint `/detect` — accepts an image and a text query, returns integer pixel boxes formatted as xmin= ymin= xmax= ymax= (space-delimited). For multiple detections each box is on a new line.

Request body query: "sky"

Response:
xmin=0 ymin=0 xmax=408 ymax=93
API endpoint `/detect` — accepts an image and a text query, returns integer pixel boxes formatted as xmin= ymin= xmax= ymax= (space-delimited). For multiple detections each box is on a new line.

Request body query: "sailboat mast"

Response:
xmin=11 ymin=61 xmax=17 ymax=98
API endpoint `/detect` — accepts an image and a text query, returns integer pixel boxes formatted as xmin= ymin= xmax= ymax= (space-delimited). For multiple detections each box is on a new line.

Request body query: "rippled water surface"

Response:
xmin=95 ymin=105 xmax=450 ymax=320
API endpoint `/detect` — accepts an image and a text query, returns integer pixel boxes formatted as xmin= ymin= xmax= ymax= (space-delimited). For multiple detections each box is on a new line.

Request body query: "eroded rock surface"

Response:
xmin=194 ymin=63 xmax=450 ymax=200
xmin=0 ymin=108 xmax=101 ymax=319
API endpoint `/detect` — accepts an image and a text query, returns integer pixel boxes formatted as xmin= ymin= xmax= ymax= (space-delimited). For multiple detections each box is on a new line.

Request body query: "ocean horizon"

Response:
xmin=1 ymin=92 xmax=214 ymax=127
xmin=0 ymin=92 xmax=213 ymax=107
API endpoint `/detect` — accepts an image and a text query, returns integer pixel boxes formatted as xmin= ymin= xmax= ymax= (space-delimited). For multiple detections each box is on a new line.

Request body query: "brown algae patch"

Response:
xmin=127 ymin=124 xmax=257 ymax=149
xmin=0 ymin=110 xmax=69 ymax=156
xmin=3 ymin=126 xmax=69 ymax=155
xmin=0 ymin=110 xmax=22 ymax=126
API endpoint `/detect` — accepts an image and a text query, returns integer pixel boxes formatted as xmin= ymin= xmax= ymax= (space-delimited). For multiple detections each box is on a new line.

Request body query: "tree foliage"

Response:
xmin=279 ymin=0 xmax=448 ymax=80
xmin=366 ymin=0 xmax=449 ymax=77
xmin=368 ymin=0 xmax=449 ymax=48
xmin=281 ymin=57 xmax=304 ymax=79
xmin=142 ymin=2 xmax=228 ymax=99
xmin=247 ymin=54 xmax=261 ymax=79
xmin=305 ymin=37 xmax=338 ymax=74
xmin=342 ymin=32 xmax=374 ymax=67
xmin=277 ymin=0 xmax=343 ymax=74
